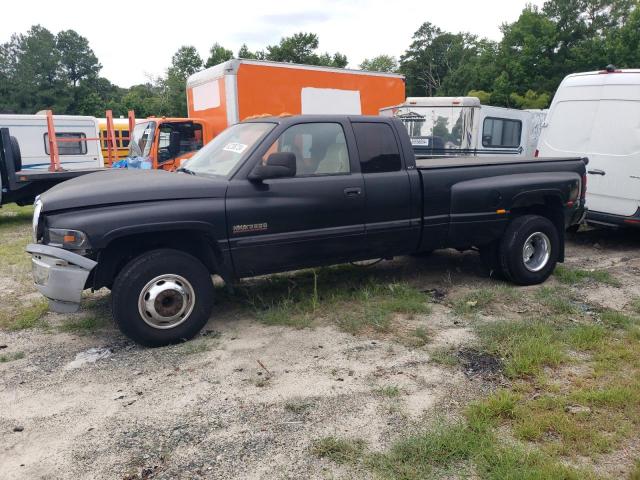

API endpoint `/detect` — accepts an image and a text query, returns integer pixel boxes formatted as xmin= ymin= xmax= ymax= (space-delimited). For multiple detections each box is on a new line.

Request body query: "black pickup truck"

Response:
xmin=26 ymin=115 xmax=587 ymax=346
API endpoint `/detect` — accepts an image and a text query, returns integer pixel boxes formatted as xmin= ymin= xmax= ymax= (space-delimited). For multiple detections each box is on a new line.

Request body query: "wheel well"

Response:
xmin=91 ymin=230 xmax=222 ymax=290
xmin=511 ymin=195 xmax=565 ymax=261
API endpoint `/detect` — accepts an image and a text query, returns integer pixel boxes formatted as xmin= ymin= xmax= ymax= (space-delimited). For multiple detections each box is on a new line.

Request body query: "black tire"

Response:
xmin=10 ymin=136 xmax=22 ymax=172
xmin=499 ymin=215 xmax=559 ymax=285
xmin=112 ymin=249 xmax=214 ymax=347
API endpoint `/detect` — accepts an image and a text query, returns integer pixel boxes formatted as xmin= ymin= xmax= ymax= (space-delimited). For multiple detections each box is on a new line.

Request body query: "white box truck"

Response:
xmin=0 ymin=114 xmax=103 ymax=172
xmin=536 ymin=67 xmax=640 ymax=227
xmin=380 ymin=97 xmax=546 ymax=159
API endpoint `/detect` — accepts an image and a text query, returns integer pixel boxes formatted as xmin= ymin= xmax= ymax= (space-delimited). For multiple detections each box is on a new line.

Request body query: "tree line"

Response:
xmin=0 ymin=0 xmax=638 ymax=118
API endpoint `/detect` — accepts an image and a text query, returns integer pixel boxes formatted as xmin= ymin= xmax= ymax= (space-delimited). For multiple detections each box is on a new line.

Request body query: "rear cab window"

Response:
xmin=482 ymin=117 xmax=522 ymax=148
xmin=352 ymin=122 xmax=402 ymax=173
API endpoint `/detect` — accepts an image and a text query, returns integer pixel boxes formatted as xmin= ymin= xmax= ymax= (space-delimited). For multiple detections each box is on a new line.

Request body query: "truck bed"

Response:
xmin=416 ymin=156 xmax=588 ymax=170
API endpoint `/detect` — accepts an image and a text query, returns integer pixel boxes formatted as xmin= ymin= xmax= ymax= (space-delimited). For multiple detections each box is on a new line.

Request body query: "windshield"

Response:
xmin=394 ymin=106 xmax=475 ymax=151
xmin=128 ymin=121 xmax=156 ymax=159
xmin=185 ymin=122 xmax=275 ymax=177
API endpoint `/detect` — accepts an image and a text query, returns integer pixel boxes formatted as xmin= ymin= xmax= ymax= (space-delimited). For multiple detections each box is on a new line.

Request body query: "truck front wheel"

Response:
xmin=499 ymin=215 xmax=559 ymax=285
xmin=112 ymin=249 xmax=214 ymax=347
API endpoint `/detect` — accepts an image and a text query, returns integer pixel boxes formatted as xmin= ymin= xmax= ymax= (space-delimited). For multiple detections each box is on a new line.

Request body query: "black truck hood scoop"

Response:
xmin=40 ymin=169 xmax=228 ymax=212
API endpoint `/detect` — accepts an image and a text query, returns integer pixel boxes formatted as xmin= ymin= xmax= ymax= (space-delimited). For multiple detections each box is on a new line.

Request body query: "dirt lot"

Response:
xmin=1 ymin=204 xmax=640 ymax=479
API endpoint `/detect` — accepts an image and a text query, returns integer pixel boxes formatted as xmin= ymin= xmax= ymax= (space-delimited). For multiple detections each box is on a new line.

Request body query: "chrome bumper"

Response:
xmin=25 ymin=244 xmax=97 ymax=313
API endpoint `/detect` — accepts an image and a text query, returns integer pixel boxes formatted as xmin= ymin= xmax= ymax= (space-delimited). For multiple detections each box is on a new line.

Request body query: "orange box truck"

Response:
xmin=129 ymin=59 xmax=405 ymax=171
xmin=186 ymin=59 xmax=406 ymax=137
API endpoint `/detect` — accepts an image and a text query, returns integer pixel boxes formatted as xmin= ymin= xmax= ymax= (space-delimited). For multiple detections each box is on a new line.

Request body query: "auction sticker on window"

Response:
xmin=223 ymin=143 xmax=248 ymax=154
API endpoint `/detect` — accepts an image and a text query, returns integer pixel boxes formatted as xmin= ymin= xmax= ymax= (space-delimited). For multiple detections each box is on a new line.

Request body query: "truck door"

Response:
xmin=226 ymin=121 xmax=367 ymax=276
xmin=351 ymin=121 xmax=417 ymax=257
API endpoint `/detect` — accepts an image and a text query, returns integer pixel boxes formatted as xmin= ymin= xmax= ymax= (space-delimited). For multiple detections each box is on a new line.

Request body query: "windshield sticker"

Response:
xmin=223 ymin=143 xmax=248 ymax=154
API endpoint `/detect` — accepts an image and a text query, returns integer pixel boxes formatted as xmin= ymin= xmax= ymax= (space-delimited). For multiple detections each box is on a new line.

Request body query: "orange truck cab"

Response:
xmin=128 ymin=117 xmax=213 ymax=171
xmin=128 ymin=59 xmax=405 ymax=171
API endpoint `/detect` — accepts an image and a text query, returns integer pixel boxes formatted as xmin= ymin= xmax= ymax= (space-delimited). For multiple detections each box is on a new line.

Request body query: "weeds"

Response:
xmin=0 ymin=299 xmax=48 ymax=330
xmin=376 ymin=385 xmax=401 ymax=398
xmin=476 ymin=319 xmax=565 ymax=378
xmin=239 ymin=266 xmax=431 ymax=336
xmin=59 ymin=314 xmax=109 ymax=333
xmin=284 ymin=400 xmax=313 ymax=414
xmin=311 ymin=437 xmax=365 ymax=464
xmin=554 ymin=265 xmax=621 ymax=287
xmin=0 ymin=351 xmax=25 ymax=363
xmin=535 ymin=286 xmax=579 ymax=315
xmin=429 ymin=347 xmax=459 ymax=367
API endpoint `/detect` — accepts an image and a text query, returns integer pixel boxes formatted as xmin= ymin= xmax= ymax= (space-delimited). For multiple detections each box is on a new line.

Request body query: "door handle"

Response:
xmin=343 ymin=187 xmax=362 ymax=197
xmin=588 ymin=169 xmax=605 ymax=176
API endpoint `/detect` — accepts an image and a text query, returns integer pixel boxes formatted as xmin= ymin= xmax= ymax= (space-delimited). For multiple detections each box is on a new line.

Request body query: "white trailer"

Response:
xmin=380 ymin=97 xmax=546 ymax=158
xmin=0 ymin=114 xmax=103 ymax=172
xmin=536 ymin=68 xmax=640 ymax=228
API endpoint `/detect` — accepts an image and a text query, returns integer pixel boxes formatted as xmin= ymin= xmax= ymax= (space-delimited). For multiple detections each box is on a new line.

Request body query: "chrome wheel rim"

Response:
xmin=522 ymin=232 xmax=551 ymax=272
xmin=138 ymin=274 xmax=196 ymax=329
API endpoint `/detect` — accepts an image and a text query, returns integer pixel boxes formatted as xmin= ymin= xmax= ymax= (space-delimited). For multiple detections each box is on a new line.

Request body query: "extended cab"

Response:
xmin=26 ymin=115 xmax=587 ymax=346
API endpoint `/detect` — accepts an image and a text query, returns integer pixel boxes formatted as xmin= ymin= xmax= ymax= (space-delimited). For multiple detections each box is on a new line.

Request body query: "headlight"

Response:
xmin=33 ymin=198 xmax=43 ymax=242
xmin=45 ymin=228 xmax=90 ymax=250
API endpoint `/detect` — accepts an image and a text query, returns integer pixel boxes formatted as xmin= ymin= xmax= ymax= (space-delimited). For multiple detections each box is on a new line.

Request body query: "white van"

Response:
xmin=537 ymin=68 xmax=640 ymax=227
xmin=0 ymin=114 xmax=103 ymax=172
xmin=380 ymin=97 xmax=546 ymax=158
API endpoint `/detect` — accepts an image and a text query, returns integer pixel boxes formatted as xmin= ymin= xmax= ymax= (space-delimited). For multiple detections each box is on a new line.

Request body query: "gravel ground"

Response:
xmin=1 ymin=225 xmax=639 ymax=479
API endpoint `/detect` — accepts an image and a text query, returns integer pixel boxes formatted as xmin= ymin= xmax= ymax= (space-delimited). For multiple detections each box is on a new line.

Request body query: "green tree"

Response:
xmin=56 ymin=30 xmax=101 ymax=112
xmin=238 ymin=43 xmax=265 ymax=59
xmin=205 ymin=42 xmax=233 ymax=67
xmin=605 ymin=6 xmax=640 ymax=67
xmin=359 ymin=55 xmax=398 ymax=72
xmin=165 ymin=46 xmax=203 ymax=116
xmin=265 ymin=32 xmax=348 ymax=67
xmin=467 ymin=89 xmax=492 ymax=104
xmin=510 ymin=90 xmax=551 ymax=109
xmin=400 ymin=23 xmax=478 ymax=96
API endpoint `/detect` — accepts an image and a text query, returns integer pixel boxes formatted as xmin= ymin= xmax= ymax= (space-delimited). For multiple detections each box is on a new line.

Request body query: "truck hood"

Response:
xmin=39 ymin=169 xmax=228 ymax=212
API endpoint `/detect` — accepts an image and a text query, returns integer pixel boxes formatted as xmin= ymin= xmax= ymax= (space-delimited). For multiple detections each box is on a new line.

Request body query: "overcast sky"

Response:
xmin=3 ymin=0 xmax=544 ymax=88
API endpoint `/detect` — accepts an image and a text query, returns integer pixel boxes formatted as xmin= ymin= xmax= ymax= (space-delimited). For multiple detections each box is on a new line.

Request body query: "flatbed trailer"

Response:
xmin=0 ymin=128 xmax=103 ymax=206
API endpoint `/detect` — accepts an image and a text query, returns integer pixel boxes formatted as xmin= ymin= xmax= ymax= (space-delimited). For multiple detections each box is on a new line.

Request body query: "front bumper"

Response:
xmin=25 ymin=244 xmax=97 ymax=313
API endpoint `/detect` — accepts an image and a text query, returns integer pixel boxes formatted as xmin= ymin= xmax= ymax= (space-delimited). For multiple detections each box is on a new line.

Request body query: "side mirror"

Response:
xmin=249 ymin=152 xmax=297 ymax=181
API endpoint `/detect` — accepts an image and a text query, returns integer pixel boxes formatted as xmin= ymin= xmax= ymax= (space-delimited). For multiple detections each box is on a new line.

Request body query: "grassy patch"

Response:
xmin=535 ymin=286 xmax=579 ymax=315
xmin=451 ymin=285 xmax=521 ymax=317
xmin=177 ymin=338 xmax=211 ymax=355
xmin=566 ymin=323 xmax=607 ymax=350
xmin=554 ymin=265 xmax=621 ymax=287
xmin=600 ymin=309 xmax=637 ymax=330
xmin=0 ymin=351 xmax=25 ymax=363
xmin=452 ymin=288 xmax=496 ymax=316
xmin=284 ymin=400 xmax=313 ymax=414
xmin=238 ymin=266 xmax=431 ymax=336
xmin=367 ymin=417 xmax=590 ymax=479
xmin=0 ymin=299 xmax=48 ymax=330
xmin=376 ymin=385 xmax=401 ymax=398
xmin=477 ymin=319 xmax=565 ymax=378
xmin=311 ymin=436 xmax=365 ymax=464
xmin=429 ymin=347 xmax=459 ymax=367
xmin=0 ymin=203 xmax=33 ymax=231
xmin=59 ymin=314 xmax=109 ymax=333
xmin=410 ymin=326 xmax=430 ymax=347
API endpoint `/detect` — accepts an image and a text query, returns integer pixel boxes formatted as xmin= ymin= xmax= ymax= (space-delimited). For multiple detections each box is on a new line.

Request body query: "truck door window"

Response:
xmin=482 ymin=118 xmax=522 ymax=148
xmin=352 ymin=123 xmax=401 ymax=173
xmin=158 ymin=122 xmax=204 ymax=163
xmin=262 ymin=123 xmax=350 ymax=176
